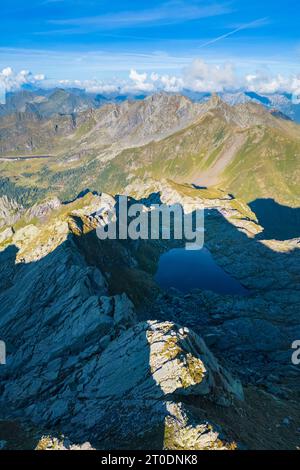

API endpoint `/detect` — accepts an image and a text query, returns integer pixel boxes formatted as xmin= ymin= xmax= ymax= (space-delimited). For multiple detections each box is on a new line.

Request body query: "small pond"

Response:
xmin=155 ymin=247 xmax=248 ymax=295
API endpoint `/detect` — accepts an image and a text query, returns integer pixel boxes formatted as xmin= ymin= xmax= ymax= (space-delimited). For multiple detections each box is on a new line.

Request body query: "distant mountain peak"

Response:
xmin=209 ymin=92 xmax=223 ymax=105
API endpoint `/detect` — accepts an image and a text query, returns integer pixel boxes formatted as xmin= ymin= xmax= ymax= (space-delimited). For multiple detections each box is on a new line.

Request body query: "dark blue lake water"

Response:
xmin=155 ymin=247 xmax=248 ymax=295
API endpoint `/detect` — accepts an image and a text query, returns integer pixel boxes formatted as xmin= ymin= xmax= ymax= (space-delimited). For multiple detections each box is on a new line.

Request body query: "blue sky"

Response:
xmin=0 ymin=0 xmax=300 ymax=93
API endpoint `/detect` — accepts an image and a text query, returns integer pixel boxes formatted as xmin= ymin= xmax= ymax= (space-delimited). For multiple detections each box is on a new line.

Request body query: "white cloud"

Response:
xmin=125 ymin=69 xmax=155 ymax=92
xmin=157 ymin=74 xmax=184 ymax=93
xmin=0 ymin=67 xmax=46 ymax=92
xmin=244 ymin=70 xmax=300 ymax=95
xmin=183 ymin=59 xmax=238 ymax=92
xmin=2 ymin=67 xmax=13 ymax=77
xmin=129 ymin=69 xmax=147 ymax=84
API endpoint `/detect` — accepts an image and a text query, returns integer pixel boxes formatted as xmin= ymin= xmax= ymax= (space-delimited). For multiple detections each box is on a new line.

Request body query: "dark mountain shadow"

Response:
xmin=0 ymin=244 xmax=18 ymax=264
xmin=62 ymin=188 xmax=99 ymax=205
xmin=0 ymin=245 xmax=20 ymax=293
xmin=133 ymin=191 xmax=163 ymax=206
xmin=250 ymin=198 xmax=300 ymax=240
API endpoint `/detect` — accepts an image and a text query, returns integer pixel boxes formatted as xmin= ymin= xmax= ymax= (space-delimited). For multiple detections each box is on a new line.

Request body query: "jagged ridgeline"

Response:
xmin=0 ymin=93 xmax=299 ymax=207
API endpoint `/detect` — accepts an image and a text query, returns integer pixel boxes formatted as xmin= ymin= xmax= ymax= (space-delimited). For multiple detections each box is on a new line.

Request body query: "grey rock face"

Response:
xmin=26 ymin=197 xmax=61 ymax=221
xmin=0 ymin=196 xmax=24 ymax=229
xmin=0 ymin=230 xmax=242 ymax=448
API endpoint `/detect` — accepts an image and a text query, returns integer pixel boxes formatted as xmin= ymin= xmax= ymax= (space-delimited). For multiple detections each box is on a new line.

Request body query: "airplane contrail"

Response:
xmin=198 ymin=17 xmax=269 ymax=49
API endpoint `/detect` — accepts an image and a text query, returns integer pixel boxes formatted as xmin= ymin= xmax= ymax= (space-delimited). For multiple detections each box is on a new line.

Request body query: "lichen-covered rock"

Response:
xmin=147 ymin=321 xmax=243 ymax=402
xmin=164 ymin=402 xmax=236 ymax=450
xmin=0 ymin=227 xmax=14 ymax=244
xmin=35 ymin=436 xmax=95 ymax=451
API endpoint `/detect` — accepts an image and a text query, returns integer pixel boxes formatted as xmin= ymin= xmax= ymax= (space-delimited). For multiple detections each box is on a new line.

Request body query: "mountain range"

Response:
xmin=1 ymin=87 xmax=300 ymax=121
xmin=0 ymin=91 xmax=299 ymax=207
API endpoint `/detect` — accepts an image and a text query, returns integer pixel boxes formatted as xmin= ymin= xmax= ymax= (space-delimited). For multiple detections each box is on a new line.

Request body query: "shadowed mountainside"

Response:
xmin=250 ymin=199 xmax=300 ymax=240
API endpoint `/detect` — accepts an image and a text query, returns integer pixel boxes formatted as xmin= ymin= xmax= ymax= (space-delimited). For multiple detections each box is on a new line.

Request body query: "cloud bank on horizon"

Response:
xmin=1 ymin=60 xmax=300 ymax=97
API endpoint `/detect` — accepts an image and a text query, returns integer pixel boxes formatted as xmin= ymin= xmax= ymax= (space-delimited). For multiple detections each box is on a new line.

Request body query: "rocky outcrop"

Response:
xmin=0 ymin=192 xmax=109 ymax=263
xmin=0 ymin=196 xmax=24 ymax=229
xmin=35 ymin=436 xmax=95 ymax=451
xmin=164 ymin=402 xmax=236 ymax=450
xmin=125 ymin=178 xmax=262 ymax=238
xmin=25 ymin=197 xmax=61 ymax=221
